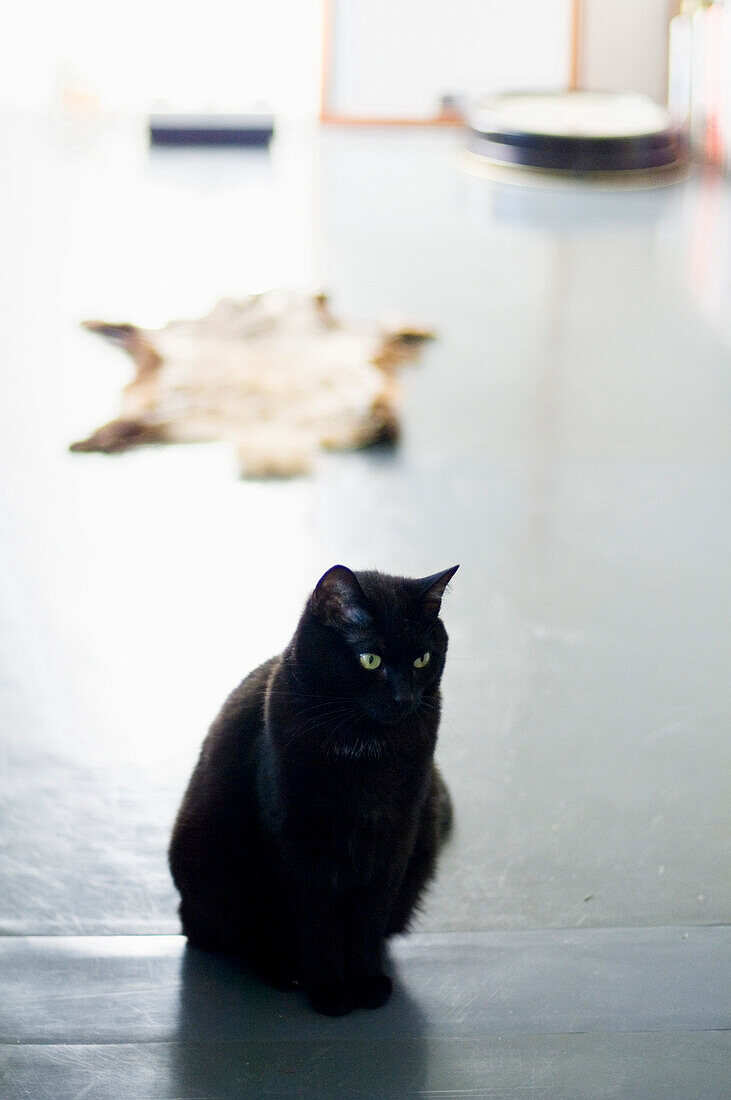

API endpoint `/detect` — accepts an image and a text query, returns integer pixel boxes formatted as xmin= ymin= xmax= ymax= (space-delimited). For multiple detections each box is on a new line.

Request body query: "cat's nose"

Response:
xmin=385 ymin=669 xmax=417 ymax=715
xmin=392 ymin=688 xmax=415 ymax=712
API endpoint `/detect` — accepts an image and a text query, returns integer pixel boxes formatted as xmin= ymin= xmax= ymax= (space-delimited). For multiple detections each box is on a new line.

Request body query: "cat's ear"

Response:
xmin=311 ymin=565 xmax=372 ymax=631
xmin=419 ymin=565 xmax=459 ymax=616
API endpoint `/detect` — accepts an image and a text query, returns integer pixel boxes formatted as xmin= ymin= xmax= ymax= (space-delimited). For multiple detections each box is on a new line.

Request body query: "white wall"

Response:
xmin=1 ymin=1 xmax=679 ymax=119
xmin=0 ymin=1 xmax=323 ymax=116
xmin=329 ymin=0 xmax=574 ymax=118
xmin=579 ymin=0 xmax=676 ymax=104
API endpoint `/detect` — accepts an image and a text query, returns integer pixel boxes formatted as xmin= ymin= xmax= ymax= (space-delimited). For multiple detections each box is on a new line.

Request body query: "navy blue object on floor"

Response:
xmin=149 ymin=114 xmax=275 ymax=147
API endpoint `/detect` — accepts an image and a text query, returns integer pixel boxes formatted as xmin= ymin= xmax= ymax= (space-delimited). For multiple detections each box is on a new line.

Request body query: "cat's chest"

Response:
xmin=266 ymin=744 xmax=431 ymax=882
xmin=294 ymin=765 xmax=424 ymax=877
xmin=342 ymin=783 xmax=404 ymax=836
xmin=307 ymin=772 xmax=410 ymax=837
xmin=333 ymin=787 xmax=416 ymax=885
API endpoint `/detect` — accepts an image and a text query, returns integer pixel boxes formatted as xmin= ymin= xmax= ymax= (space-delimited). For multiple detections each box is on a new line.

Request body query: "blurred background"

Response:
xmin=1 ymin=2 xmax=729 ymax=1096
xmin=0 ymin=1 xmax=686 ymax=117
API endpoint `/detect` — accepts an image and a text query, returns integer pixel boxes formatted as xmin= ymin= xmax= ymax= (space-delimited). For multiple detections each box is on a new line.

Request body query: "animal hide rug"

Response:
xmin=71 ymin=290 xmax=432 ymax=476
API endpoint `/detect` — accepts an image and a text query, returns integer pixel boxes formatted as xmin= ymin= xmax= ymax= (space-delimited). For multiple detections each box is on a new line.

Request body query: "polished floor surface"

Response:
xmin=1 ymin=116 xmax=729 ymax=1096
xmin=3 ymin=928 xmax=729 ymax=1098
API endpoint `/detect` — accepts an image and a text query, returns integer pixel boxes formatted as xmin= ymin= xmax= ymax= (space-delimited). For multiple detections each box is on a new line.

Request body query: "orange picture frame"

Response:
xmin=320 ymin=0 xmax=584 ymax=125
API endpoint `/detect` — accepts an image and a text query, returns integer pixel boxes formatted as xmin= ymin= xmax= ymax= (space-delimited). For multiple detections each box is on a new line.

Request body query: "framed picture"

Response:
xmin=321 ymin=0 xmax=582 ymax=124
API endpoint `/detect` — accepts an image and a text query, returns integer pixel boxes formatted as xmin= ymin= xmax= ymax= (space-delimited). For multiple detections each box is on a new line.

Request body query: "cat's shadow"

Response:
xmin=171 ymin=944 xmax=431 ymax=1098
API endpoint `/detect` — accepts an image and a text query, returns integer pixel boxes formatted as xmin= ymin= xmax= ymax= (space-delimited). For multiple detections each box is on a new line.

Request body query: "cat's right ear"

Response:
xmin=311 ymin=565 xmax=371 ymax=631
xmin=419 ymin=565 xmax=460 ymax=617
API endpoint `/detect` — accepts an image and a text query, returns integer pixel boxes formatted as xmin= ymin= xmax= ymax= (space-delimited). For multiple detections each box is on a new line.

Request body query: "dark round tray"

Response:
xmin=466 ymin=92 xmax=688 ymax=175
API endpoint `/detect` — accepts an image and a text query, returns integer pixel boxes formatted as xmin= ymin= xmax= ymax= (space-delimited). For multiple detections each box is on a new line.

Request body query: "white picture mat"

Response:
xmin=327 ymin=0 xmax=574 ymax=119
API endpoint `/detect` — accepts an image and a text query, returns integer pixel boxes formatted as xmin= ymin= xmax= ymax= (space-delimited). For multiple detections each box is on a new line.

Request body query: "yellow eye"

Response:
xmin=413 ymin=652 xmax=430 ymax=669
xmin=359 ymin=653 xmax=382 ymax=671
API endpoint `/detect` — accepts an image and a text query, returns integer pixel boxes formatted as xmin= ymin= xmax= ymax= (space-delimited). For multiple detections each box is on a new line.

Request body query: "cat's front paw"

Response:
xmin=308 ymin=980 xmax=355 ymax=1017
xmin=352 ymin=973 xmax=393 ymax=1009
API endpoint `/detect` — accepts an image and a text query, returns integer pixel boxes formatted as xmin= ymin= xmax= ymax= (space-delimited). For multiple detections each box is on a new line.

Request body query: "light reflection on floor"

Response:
xmin=1 ymin=117 xmax=729 ymax=944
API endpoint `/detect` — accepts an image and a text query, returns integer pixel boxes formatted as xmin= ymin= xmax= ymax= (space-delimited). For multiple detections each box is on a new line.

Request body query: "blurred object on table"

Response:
xmin=669 ymin=0 xmax=730 ymax=169
xmin=463 ymin=91 xmax=689 ymax=185
xmin=148 ymin=112 xmax=275 ymax=148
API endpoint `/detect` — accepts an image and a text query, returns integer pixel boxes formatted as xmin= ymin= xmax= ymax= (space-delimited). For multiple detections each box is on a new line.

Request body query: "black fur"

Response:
xmin=168 ymin=564 xmax=457 ymax=1016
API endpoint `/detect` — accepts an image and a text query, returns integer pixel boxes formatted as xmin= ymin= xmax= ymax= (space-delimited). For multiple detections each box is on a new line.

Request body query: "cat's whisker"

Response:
xmin=278 ymin=700 xmax=352 ymax=722
xmin=413 ymin=711 xmax=434 ymax=749
xmin=284 ymin=705 xmax=360 ymax=744
xmin=319 ymin=708 xmax=362 ymax=746
xmin=286 ymin=702 xmax=360 ymax=733
xmin=320 ymin=707 xmax=380 ymax=759
xmin=420 ymin=698 xmax=470 ymax=741
xmin=266 ymin=690 xmax=342 ymax=705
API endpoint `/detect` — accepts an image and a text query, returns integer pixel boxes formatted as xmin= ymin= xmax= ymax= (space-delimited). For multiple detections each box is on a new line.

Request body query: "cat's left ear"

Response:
xmin=311 ymin=565 xmax=372 ymax=631
xmin=419 ymin=565 xmax=459 ymax=617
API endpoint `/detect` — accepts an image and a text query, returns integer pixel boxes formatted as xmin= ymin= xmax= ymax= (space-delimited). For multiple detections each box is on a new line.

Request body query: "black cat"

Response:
xmin=169 ymin=563 xmax=458 ymax=1016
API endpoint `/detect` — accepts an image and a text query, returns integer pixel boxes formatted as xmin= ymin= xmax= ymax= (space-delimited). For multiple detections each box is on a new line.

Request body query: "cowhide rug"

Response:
xmin=71 ymin=290 xmax=432 ymax=476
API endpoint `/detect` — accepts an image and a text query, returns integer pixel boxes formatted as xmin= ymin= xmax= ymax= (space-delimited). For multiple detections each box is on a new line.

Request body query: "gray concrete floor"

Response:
xmin=0 ymin=117 xmax=729 ymax=1096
